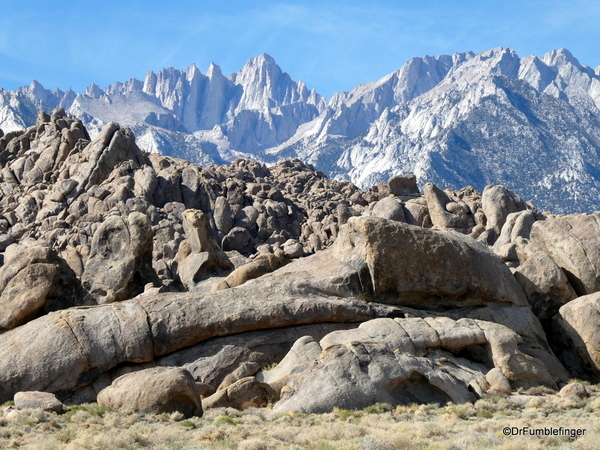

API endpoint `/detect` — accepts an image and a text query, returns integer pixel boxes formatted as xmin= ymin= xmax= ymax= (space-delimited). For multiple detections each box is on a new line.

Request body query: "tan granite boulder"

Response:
xmin=97 ymin=367 xmax=203 ymax=417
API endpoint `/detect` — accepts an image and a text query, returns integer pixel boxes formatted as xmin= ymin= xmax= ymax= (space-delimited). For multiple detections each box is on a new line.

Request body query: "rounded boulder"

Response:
xmin=97 ymin=367 xmax=203 ymax=418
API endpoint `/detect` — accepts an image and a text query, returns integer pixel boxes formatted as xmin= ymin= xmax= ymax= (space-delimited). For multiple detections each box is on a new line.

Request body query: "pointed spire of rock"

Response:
xmin=85 ymin=83 xmax=104 ymax=99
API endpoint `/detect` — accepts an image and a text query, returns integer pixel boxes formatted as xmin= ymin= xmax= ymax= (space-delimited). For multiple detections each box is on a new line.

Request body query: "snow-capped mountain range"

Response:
xmin=2 ymin=48 xmax=600 ymax=213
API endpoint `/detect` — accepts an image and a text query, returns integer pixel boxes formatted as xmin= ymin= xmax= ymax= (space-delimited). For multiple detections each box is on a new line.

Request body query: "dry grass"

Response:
xmin=1 ymin=394 xmax=599 ymax=449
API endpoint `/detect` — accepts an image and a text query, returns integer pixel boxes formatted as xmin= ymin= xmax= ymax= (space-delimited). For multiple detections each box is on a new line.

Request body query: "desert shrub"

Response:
xmin=476 ymin=409 xmax=493 ymax=418
xmin=179 ymin=419 xmax=196 ymax=428
xmin=67 ymin=403 xmax=108 ymax=418
xmin=238 ymin=439 xmax=268 ymax=450
xmin=54 ymin=427 xmax=76 ymax=443
xmin=523 ymin=385 xmax=556 ymax=396
xmin=444 ymin=404 xmax=476 ymax=419
xmin=215 ymin=415 xmax=241 ymax=425
xmin=314 ymin=441 xmax=337 ymax=450
xmin=364 ymin=403 xmax=394 ymax=414
xmin=262 ymin=362 xmax=278 ymax=371
xmin=334 ymin=408 xmax=359 ymax=421
xmin=359 ymin=438 xmax=396 ymax=450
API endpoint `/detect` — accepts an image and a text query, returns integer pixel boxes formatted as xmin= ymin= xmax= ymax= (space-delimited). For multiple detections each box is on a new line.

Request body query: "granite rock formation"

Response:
xmin=0 ymin=111 xmax=599 ymax=415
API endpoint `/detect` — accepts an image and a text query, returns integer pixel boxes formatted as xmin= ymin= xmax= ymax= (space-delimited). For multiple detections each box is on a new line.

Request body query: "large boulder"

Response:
xmin=222 ymin=227 xmax=254 ymax=254
xmin=97 ymin=367 xmax=203 ymax=417
xmin=388 ymin=174 xmax=419 ymax=196
xmin=0 ymin=245 xmax=77 ymax=330
xmin=202 ymin=376 xmax=275 ymax=410
xmin=530 ymin=213 xmax=600 ymax=296
xmin=423 ymin=183 xmax=473 ymax=230
xmin=513 ymin=239 xmax=577 ymax=322
xmin=370 ymin=197 xmax=406 ymax=222
xmin=553 ymin=293 xmax=600 ymax=378
xmin=271 ymin=315 xmax=560 ymax=414
xmin=481 ymin=185 xmax=527 ymax=236
xmin=14 ymin=391 xmax=64 ymax=413
xmin=80 ymin=212 xmax=157 ymax=304
xmin=256 ymin=336 xmax=323 ymax=393
xmin=210 ymin=253 xmax=284 ymax=291
xmin=331 ymin=216 xmax=529 ymax=308
xmin=319 ymin=317 xmax=557 ymax=389
xmin=492 ymin=210 xmax=537 ymax=251
xmin=0 ymin=264 xmax=57 ymax=331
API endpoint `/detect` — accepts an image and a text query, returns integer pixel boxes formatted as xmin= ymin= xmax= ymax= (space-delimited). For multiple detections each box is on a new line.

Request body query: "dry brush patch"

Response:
xmin=1 ymin=394 xmax=600 ymax=449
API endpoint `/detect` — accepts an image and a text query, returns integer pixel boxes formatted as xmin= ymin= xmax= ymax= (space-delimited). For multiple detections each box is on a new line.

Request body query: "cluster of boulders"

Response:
xmin=1 ymin=108 xmax=600 ymax=418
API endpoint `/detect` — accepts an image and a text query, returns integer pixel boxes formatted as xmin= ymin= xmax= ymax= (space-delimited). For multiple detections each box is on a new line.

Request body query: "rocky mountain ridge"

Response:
xmin=2 ymin=48 xmax=600 ymax=213
xmin=263 ymin=48 xmax=600 ymax=213
xmin=1 ymin=111 xmax=600 ymax=417
xmin=0 ymin=54 xmax=325 ymax=164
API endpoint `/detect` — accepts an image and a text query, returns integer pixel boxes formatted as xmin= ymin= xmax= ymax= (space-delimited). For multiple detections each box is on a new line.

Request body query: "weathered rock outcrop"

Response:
xmin=530 ymin=213 xmax=600 ymax=296
xmin=0 ymin=110 xmax=592 ymax=413
xmin=273 ymin=342 xmax=475 ymax=414
xmin=177 ymin=209 xmax=233 ymax=290
xmin=81 ymin=212 xmax=157 ymax=304
xmin=513 ymin=238 xmax=577 ymax=322
xmin=268 ymin=315 xmax=559 ymax=414
xmin=553 ymin=293 xmax=600 ymax=378
xmin=0 ymin=265 xmax=400 ymax=403
xmin=331 ymin=216 xmax=528 ymax=308
xmin=0 ymin=245 xmax=76 ymax=331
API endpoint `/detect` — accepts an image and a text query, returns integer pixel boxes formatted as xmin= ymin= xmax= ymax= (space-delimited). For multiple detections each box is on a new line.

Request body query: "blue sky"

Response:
xmin=1 ymin=0 xmax=599 ymax=99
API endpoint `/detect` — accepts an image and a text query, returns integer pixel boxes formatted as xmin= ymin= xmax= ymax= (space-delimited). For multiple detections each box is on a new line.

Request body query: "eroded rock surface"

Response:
xmin=0 ymin=111 xmax=595 ymax=413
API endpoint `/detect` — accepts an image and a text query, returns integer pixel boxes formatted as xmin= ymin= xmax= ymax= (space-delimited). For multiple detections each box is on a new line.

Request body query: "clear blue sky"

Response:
xmin=1 ymin=0 xmax=599 ymax=99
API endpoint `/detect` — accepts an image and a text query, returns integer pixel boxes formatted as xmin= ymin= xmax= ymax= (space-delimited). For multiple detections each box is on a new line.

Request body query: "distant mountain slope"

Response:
xmin=262 ymin=48 xmax=600 ymax=213
xmin=2 ymin=48 xmax=600 ymax=213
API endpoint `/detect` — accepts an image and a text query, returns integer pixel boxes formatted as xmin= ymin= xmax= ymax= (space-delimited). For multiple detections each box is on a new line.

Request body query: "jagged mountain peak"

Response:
xmin=185 ymin=63 xmax=202 ymax=81
xmin=232 ymin=53 xmax=283 ymax=85
xmin=542 ymin=48 xmax=582 ymax=68
xmin=85 ymin=83 xmax=104 ymax=99
xmin=29 ymin=79 xmax=44 ymax=90
xmin=206 ymin=62 xmax=223 ymax=78
xmin=249 ymin=53 xmax=278 ymax=68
